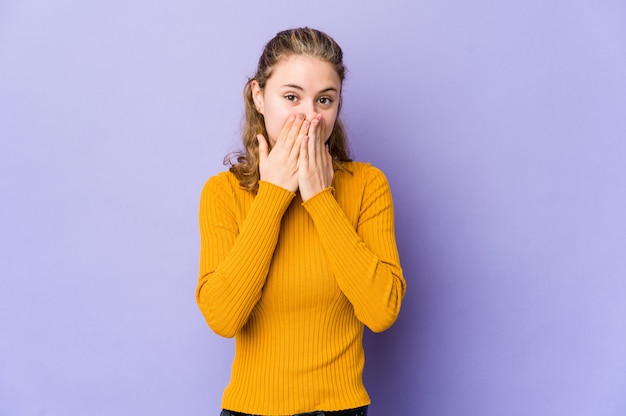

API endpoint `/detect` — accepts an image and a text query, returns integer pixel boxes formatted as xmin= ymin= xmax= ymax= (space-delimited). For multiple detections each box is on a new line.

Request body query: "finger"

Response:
xmin=275 ymin=115 xmax=297 ymax=146
xmin=300 ymin=115 xmax=315 ymax=162
xmin=314 ymin=114 xmax=326 ymax=142
xmin=289 ymin=118 xmax=309 ymax=161
xmin=285 ymin=113 xmax=306 ymax=145
xmin=309 ymin=114 xmax=321 ymax=144
xmin=296 ymin=117 xmax=310 ymax=141
xmin=313 ymin=116 xmax=328 ymax=162
xmin=299 ymin=135 xmax=310 ymax=171
xmin=308 ymin=121 xmax=318 ymax=162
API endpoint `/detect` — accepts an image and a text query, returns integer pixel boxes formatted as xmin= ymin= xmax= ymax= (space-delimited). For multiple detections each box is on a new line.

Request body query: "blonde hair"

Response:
xmin=225 ymin=27 xmax=351 ymax=193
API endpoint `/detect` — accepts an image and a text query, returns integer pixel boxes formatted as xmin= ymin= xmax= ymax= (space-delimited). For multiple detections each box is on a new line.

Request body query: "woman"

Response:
xmin=196 ymin=27 xmax=406 ymax=416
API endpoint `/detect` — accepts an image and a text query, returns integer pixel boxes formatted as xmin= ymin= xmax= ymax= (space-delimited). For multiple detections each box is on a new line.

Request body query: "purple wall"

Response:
xmin=2 ymin=1 xmax=625 ymax=415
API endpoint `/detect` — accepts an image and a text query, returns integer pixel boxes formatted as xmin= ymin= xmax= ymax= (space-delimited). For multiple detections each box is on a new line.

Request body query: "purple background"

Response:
xmin=2 ymin=1 xmax=626 ymax=415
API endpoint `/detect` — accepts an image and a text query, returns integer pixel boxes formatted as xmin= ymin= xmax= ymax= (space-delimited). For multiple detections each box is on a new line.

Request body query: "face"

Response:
xmin=252 ymin=55 xmax=341 ymax=145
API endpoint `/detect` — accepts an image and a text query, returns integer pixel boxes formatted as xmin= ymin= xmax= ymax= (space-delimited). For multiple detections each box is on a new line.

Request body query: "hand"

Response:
xmin=298 ymin=114 xmax=334 ymax=202
xmin=258 ymin=113 xmax=309 ymax=193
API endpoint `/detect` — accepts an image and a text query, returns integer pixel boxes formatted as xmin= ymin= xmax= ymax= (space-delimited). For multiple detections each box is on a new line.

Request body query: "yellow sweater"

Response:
xmin=196 ymin=162 xmax=406 ymax=415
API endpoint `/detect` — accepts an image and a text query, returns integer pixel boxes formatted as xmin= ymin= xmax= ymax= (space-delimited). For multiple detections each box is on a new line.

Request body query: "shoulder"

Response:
xmin=336 ymin=161 xmax=390 ymax=186
xmin=333 ymin=162 xmax=393 ymax=206
xmin=332 ymin=162 xmax=394 ymax=214
xmin=201 ymin=170 xmax=246 ymax=200
xmin=203 ymin=169 xmax=246 ymax=190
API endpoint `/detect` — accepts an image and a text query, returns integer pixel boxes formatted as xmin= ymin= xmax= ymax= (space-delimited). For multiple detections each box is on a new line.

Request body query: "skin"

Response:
xmin=251 ymin=55 xmax=341 ymax=202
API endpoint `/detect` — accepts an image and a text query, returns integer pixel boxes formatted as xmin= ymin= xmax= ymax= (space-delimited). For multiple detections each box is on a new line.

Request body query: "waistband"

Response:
xmin=221 ymin=405 xmax=368 ymax=416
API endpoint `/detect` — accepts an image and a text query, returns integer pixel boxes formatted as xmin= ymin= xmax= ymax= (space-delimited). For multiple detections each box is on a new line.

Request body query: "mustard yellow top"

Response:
xmin=196 ymin=162 xmax=406 ymax=415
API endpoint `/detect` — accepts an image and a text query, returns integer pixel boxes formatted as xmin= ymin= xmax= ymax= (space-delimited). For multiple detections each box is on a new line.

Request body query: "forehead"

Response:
xmin=267 ymin=55 xmax=341 ymax=89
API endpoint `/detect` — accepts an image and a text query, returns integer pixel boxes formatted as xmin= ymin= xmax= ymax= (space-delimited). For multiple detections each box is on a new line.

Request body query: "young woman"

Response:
xmin=196 ymin=27 xmax=406 ymax=416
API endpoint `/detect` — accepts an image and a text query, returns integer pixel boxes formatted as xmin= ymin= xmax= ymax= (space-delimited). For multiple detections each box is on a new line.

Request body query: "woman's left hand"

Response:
xmin=298 ymin=114 xmax=334 ymax=202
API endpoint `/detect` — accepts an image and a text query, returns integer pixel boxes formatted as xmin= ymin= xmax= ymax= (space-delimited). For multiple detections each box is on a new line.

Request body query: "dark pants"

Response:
xmin=220 ymin=406 xmax=368 ymax=416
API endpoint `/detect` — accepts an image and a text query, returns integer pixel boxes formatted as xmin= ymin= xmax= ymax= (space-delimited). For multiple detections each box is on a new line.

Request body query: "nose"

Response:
xmin=303 ymin=102 xmax=317 ymax=121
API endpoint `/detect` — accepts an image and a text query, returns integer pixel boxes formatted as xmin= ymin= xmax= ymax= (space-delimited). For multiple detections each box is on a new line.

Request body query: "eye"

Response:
xmin=317 ymin=96 xmax=333 ymax=105
xmin=284 ymin=94 xmax=298 ymax=102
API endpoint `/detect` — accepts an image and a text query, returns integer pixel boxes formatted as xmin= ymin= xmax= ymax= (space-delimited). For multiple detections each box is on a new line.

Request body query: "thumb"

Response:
xmin=257 ymin=134 xmax=268 ymax=161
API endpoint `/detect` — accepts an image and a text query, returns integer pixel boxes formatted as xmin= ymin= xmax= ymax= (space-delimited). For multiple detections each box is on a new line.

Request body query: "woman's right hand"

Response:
xmin=257 ymin=113 xmax=309 ymax=193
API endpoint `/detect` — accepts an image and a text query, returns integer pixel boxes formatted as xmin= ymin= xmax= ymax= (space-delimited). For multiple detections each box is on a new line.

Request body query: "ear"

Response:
xmin=251 ymin=80 xmax=264 ymax=114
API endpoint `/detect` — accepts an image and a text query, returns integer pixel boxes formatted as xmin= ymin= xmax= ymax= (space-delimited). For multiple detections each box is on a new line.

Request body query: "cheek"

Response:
xmin=262 ymin=104 xmax=292 ymax=143
xmin=263 ymin=117 xmax=282 ymax=144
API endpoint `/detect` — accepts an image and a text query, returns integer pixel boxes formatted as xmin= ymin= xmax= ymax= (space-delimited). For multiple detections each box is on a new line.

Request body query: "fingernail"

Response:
xmin=297 ymin=113 xmax=304 ymax=120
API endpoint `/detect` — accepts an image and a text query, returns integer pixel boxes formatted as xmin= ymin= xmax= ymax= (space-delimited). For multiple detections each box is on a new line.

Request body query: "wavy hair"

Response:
xmin=225 ymin=27 xmax=352 ymax=193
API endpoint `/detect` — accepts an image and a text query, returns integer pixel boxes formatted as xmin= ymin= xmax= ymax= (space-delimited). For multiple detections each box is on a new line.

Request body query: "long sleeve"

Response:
xmin=196 ymin=175 xmax=295 ymax=338
xmin=196 ymin=164 xmax=404 ymax=415
xmin=302 ymin=165 xmax=406 ymax=332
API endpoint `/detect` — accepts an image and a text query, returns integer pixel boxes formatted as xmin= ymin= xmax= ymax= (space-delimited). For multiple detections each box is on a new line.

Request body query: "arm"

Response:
xmin=302 ymin=167 xmax=406 ymax=332
xmin=196 ymin=177 xmax=294 ymax=337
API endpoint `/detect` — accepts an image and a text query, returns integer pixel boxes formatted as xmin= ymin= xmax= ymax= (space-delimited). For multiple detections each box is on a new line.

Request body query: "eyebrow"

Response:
xmin=280 ymin=84 xmax=338 ymax=93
